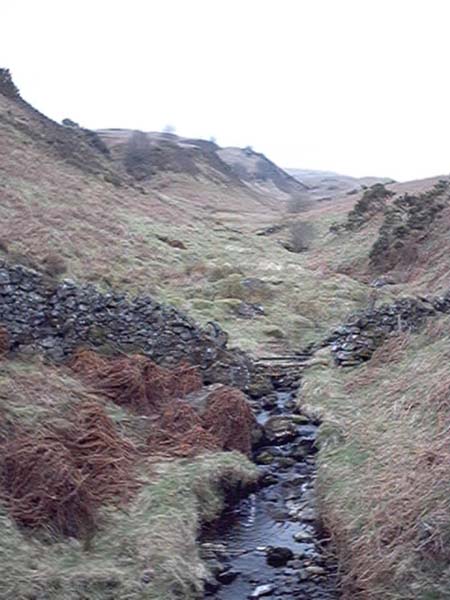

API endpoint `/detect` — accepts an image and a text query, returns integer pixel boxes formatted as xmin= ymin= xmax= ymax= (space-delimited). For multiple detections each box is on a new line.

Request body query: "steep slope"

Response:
xmin=304 ymin=177 xmax=450 ymax=295
xmin=0 ymin=70 xmax=120 ymax=180
xmin=98 ymin=129 xmax=312 ymax=210
xmin=292 ymin=177 xmax=450 ymax=598
xmin=303 ymin=314 xmax=450 ymax=598
xmin=217 ymin=146 xmax=310 ymax=205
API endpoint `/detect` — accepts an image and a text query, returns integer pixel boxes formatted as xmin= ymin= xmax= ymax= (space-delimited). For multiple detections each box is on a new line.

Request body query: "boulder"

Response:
xmin=264 ymin=416 xmax=298 ymax=444
xmin=265 ymin=546 xmax=294 ymax=567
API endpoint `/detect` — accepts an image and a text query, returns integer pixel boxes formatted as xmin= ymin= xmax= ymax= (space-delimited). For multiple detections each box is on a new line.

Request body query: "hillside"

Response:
xmin=305 ymin=176 xmax=450 ymax=294
xmin=286 ymin=167 xmax=394 ymax=201
xmin=216 ymin=146 xmax=309 ymax=203
xmin=0 ymin=69 xmax=377 ymax=356
xmin=3 ymin=66 xmax=450 ymax=599
xmin=98 ymin=130 xmax=310 ymax=208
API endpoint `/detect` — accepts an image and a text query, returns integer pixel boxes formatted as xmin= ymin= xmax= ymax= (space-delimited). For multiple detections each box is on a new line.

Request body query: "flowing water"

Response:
xmin=201 ymin=384 xmax=338 ymax=599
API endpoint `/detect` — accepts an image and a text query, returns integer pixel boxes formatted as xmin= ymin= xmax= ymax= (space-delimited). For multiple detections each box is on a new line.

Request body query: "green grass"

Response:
xmin=0 ymin=93 xmax=385 ymax=355
xmin=300 ymin=320 xmax=450 ymax=599
xmin=0 ymin=359 xmax=259 ymax=600
xmin=0 ymin=454 xmax=257 ymax=600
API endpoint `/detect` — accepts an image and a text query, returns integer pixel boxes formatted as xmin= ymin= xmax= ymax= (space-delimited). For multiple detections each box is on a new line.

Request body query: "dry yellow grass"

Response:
xmin=301 ymin=318 xmax=450 ymax=599
xmin=0 ymin=357 xmax=258 ymax=599
xmin=0 ymin=89 xmax=382 ymax=355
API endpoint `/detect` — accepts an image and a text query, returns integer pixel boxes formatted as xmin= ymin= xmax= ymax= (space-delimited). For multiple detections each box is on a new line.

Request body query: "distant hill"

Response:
xmin=216 ymin=146 xmax=309 ymax=202
xmin=97 ymin=129 xmax=311 ymax=209
xmin=286 ymin=167 xmax=394 ymax=200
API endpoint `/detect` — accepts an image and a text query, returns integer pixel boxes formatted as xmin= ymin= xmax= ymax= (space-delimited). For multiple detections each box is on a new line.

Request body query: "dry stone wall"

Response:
xmin=326 ymin=295 xmax=450 ymax=366
xmin=0 ymin=262 xmax=260 ymax=390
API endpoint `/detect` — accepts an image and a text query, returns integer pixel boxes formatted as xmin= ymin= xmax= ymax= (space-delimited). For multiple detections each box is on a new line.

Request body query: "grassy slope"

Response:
xmin=1 ymin=454 xmax=256 ymax=600
xmin=0 ymin=83 xmax=376 ymax=599
xmin=0 ymin=91 xmax=377 ymax=355
xmin=0 ymin=358 xmax=258 ymax=600
xmin=285 ymin=182 xmax=450 ymax=598
xmin=301 ymin=321 xmax=450 ymax=599
xmin=304 ymin=177 xmax=450 ymax=296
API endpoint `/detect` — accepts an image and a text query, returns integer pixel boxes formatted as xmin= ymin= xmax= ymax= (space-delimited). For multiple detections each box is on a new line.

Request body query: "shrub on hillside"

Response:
xmin=124 ymin=130 xmax=152 ymax=179
xmin=344 ymin=183 xmax=394 ymax=232
xmin=369 ymin=181 xmax=450 ymax=272
xmin=62 ymin=118 xmax=80 ymax=128
xmin=283 ymin=220 xmax=316 ymax=253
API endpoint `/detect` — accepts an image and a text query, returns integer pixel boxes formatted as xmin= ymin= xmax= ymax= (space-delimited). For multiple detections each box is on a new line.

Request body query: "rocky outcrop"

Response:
xmin=326 ymin=294 xmax=450 ymax=366
xmin=330 ymin=183 xmax=394 ymax=233
xmin=369 ymin=181 xmax=449 ymax=271
xmin=0 ymin=69 xmax=20 ymax=99
xmin=0 ymin=262 xmax=266 ymax=390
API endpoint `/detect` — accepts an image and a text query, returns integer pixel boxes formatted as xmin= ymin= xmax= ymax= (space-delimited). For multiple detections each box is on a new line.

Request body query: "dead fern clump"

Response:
xmin=0 ymin=327 xmax=10 ymax=356
xmin=115 ymin=355 xmax=164 ymax=412
xmin=70 ymin=349 xmax=241 ymax=458
xmin=147 ymin=400 xmax=220 ymax=458
xmin=66 ymin=401 xmax=137 ymax=505
xmin=70 ymin=351 xmax=166 ymax=413
xmin=160 ymin=400 xmax=202 ymax=434
xmin=0 ymin=429 xmax=95 ymax=537
xmin=70 ymin=350 xmax=202 ymax=414
xmin=201 ymin=387 xmax=256 ymax=456
xmin=147 ymin=424 xmax=220 ymax=458
xmin=169 ymin=362 xmax=203 ymax=398
xmin=0 ymin=401 xmax=138 ymax=538
xmin=127 ymin=359 xmax=202 ymax=407
xmin=70 ymin=348 xmax=108 ymax=375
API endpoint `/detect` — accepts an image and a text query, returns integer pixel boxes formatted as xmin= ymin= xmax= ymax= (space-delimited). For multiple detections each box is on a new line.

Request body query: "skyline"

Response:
xmin=3 ymin=0 xmax=450 ymax=181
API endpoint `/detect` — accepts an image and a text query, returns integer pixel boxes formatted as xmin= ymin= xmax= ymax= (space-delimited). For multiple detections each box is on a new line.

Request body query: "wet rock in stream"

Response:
xmin=250 ymin=584 xmax=275 ymax=598
xmin=264 ymin=415 xmax=299 ymax=444
xmin=266 ymin=546 xmax=294 ymax=567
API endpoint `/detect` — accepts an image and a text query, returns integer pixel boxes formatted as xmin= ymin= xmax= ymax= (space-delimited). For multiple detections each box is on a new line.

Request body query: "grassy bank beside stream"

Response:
xmin=301 ymin=318 xmax=450 ymax=599
xmin=0 ymin=358 xmax=258 ymax=600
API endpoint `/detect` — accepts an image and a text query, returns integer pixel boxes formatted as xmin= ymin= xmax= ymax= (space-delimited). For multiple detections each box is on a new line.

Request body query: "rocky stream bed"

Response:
xmin=200 ymin=368 xmax=338 ymax=599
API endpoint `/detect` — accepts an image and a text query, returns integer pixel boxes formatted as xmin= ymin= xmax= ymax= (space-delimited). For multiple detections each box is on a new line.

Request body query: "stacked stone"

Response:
xmin=326 ymin=296 xmax=449 ymax=367
xmin=0 ymin=262 xmax=257 ymax=389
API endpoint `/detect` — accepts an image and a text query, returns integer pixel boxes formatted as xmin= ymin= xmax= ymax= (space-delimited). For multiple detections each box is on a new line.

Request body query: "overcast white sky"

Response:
xmin=2 ymin=0 xmax=450 ymax=181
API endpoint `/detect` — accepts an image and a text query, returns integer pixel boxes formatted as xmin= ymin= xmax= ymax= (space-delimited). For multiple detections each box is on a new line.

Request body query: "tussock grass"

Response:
xmin=0 ymin=359 xmax=259 ymax=599
xmin=0 ymin=454 xmax=257 ymax=600
xmin=301 ymin=319 xmax=450 ymax=599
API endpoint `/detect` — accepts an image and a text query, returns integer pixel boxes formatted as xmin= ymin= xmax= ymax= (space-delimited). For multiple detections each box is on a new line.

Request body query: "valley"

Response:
xmin=1 ymin=67 xmax=450 ymax=599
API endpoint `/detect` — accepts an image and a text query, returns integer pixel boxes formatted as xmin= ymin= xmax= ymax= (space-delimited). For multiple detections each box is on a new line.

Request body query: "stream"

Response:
xmin=200 ymin=375 xmax=338 ymax=599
